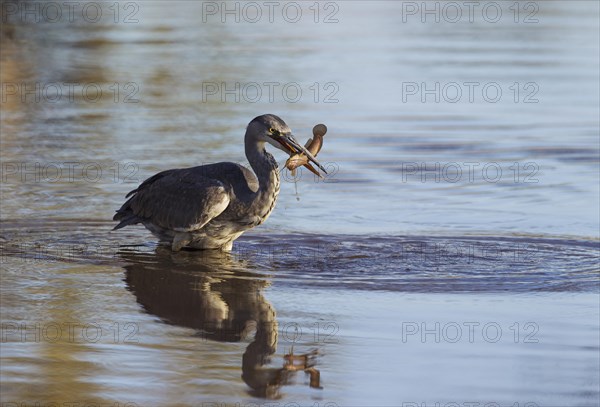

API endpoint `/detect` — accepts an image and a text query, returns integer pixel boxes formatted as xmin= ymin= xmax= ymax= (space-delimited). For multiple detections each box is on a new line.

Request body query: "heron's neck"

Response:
xmin=245 ymin=140 xmax=280 ymax=196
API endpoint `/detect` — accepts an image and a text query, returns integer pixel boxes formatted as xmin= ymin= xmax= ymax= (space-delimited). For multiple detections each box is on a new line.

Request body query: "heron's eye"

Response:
xmin=269 ymin=128 xmax=280 ymax=136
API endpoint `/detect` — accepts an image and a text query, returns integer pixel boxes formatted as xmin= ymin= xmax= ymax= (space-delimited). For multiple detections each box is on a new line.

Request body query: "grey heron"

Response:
xmin=113 ymin=114 xmax=326 ymax=251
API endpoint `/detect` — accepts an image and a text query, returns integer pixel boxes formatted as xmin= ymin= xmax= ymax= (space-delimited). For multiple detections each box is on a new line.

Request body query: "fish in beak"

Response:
xmin=278 ymin=133 xmax=328 ymax=177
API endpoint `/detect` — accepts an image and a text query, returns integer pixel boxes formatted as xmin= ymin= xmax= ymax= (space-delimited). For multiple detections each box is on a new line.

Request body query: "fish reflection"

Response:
xmin=119 ymin=248 xmax=321 ymax=399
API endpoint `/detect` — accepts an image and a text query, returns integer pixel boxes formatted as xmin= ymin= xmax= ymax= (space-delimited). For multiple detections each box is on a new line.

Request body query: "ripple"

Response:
xmin=2 ymin=219 xmax=598 ymax=294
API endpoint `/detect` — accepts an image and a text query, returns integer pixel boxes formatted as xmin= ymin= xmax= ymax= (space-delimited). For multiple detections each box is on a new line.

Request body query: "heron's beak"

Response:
xmin=279 ymin=133 xmax=328 ymax=175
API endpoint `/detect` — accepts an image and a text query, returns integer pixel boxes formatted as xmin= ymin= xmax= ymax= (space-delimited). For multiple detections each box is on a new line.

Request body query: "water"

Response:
xmin=1 ymin=1 xmax=599 ymax=406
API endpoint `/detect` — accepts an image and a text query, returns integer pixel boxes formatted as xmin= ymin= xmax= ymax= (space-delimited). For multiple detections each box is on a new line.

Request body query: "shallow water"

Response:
xmin=1 ymin=221 xmax=599 ymax=405
xmin=1 ymin=1 xmax=599 ymax=406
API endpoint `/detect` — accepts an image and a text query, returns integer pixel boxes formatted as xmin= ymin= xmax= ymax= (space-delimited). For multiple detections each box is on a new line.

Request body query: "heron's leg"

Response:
xmin=172 ymin=233 xmax=191 ymax=251
xmin=305 ymin=368 xmax=321 ymax=389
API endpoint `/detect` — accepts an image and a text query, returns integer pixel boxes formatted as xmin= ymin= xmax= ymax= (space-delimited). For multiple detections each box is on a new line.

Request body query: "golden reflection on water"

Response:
xmin=0 ymin=261 xmax=118 ymax=404
xmin=121 ymin=248 xmax=323 ymax=399
xmin=1 ymin=241 xmax=326 ymax=402
xmin=1 ymin=1 xmax=599 ymax=404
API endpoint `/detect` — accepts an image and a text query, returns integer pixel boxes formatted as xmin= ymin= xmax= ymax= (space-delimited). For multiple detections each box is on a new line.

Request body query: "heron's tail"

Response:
xmin=112 ymin=209 xmax=141 ymax=230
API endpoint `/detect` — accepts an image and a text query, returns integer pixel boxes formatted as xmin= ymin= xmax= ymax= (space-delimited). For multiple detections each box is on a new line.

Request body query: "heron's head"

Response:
xmin=246 ymin=114 xmax=327 ymax=175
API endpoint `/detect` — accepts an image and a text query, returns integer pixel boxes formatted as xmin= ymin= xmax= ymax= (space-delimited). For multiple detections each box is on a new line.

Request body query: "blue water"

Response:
xmin=1 ymin=1 xmax=599 ymax=406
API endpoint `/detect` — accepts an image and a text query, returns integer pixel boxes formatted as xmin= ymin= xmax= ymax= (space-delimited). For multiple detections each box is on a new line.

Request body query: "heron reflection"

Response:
xmin=119 ymin=248 xmax=321 ymax=398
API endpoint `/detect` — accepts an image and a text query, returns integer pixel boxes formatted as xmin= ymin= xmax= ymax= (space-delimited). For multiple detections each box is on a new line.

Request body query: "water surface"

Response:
xmin=1 ymin=1 xmax=599 ymax=406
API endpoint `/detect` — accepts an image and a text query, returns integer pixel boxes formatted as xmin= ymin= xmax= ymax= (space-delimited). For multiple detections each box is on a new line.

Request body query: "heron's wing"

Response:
xmin=123 ymin=169 xmax=231 ymax=232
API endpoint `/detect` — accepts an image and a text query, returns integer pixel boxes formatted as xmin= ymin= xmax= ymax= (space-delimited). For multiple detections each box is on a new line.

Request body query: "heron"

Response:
xmin=113 ymin=114 xmax=327 ymax=251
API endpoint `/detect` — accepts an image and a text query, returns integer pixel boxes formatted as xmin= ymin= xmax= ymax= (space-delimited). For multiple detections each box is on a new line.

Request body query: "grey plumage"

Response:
xmin=113 ymin=114 xmax=326 ymax=251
